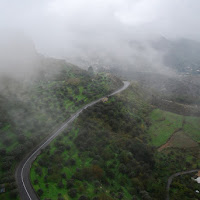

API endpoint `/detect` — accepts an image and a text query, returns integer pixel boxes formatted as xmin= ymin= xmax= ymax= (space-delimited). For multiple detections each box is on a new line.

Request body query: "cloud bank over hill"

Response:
xmin=0 ymin=0 xmax=200 ymax=73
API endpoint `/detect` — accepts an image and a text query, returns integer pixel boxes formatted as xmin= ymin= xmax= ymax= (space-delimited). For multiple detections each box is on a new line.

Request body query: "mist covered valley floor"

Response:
xmin=0 ymin=56 xmax=200 ymax=200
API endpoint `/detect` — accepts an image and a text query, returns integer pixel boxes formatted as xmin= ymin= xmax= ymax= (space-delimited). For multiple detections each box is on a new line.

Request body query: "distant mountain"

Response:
xmin=153 ymin=37 xmax=200 ymax=74
xmin=0 ymin=33 xmax=69 ymax=81
xmin=67 ymin=36 xmax=200 ymax=75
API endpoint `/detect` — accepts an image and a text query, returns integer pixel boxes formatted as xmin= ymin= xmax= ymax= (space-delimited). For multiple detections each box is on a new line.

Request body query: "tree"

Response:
xmin=0 ymin=148 xmax=6 ymax=156
xmin=2 ymin=161 xmax=11 ymax=171
xmin=105 ymin=169 xmax=115 ymax=179
xmin=10 ymin=189 xmax=18 ymax=198
xmin=140 ymin=191 xmax=152 ymax=200
xmin=58 ymin=197 xmax=64 ymax=200
xmin=3 ymin=137 xmax=12 ymax=145
xmin=92 ymin=165 xmax=104 ymax=180
xmin=61 ymin=173 xmax=67 ymax=179
xmin=34 ymin=179 xmax=38 ymax=185
xmin=58 ymin=181 xmax=64 ymax=188
xmin=88 ymin=66 xmax=94 ymax=75
xmin=18 ymin=134 xmax=26 ymax=144
xmin=37 ymin=189 xmax=44 ymax=197
xmin=79 ymin=195 xmax=89 ymax=200
xmin=118 ymin=163 xmax=127 ymax=174
xmin=93 ymin=197 xmax=100 ymax=200
xmin=66 ymin=179 xmax=74 ymax=189
xmin=99 ymin=193 xmax=113 ymax=200
xmin=117 ymin=192 xmax=124 ymax=200
xmin=68 ymin=188 xmax=77 ymax=198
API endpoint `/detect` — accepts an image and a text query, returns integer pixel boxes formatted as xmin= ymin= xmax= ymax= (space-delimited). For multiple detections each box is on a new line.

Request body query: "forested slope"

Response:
xmin=0 ymin=60 xmax=122 ymax=200
xmin=31 ymin=83 xmax=200 ymax=200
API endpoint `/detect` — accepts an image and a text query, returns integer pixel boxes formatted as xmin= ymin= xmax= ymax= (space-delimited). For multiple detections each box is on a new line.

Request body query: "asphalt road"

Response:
xmin=166 ymin=169 xmax=200 ymax=200
xmin=16 ymin=81 xmax=130 ymax=200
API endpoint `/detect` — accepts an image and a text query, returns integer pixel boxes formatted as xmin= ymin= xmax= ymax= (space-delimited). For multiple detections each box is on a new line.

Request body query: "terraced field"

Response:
xmin=148 ymin=109 xmax=200 ymax=148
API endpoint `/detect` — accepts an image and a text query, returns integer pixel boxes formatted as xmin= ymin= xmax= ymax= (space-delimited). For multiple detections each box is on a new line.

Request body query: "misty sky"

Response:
xmin=1 ymin=0 xmax=200 ymax=58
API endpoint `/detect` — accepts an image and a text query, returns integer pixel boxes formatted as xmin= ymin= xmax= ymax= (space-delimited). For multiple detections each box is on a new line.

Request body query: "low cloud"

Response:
xmin=0 ymin=0 xmax=199 ymax=74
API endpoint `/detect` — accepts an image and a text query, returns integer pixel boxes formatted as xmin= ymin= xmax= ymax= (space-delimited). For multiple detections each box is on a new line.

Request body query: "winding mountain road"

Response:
xmin=15 ymin=81 xmax=130 ymax=200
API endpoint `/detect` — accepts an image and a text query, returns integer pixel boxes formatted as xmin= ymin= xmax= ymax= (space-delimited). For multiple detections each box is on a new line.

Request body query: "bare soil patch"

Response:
xmin=158 ymin=131 xmax=198 ymax=151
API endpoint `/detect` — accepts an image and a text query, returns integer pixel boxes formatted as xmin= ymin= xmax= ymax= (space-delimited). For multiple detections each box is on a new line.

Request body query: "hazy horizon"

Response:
xmin=1 ymin=0 xmax=200 ymax=56
xmin=1 ymin=0 xmax=200 ymax=75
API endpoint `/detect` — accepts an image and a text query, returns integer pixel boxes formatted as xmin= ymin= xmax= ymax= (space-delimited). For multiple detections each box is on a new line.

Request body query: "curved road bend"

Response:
xmin=166 ymin=169 xmax=200 ymax=200
xmin=16 ymin=81 xmax=130 ymax=200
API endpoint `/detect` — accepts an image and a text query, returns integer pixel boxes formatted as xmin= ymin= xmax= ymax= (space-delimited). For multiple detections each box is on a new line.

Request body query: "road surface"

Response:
xmin=166 ymin=169 xmax=200 ymax=200
xmin=16 ymin=81 xmax=130 ymax=200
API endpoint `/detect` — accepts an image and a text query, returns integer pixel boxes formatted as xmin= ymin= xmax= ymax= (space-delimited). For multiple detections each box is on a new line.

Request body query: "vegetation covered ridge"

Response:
xmin=0 ymin=61 xmax=122 ymax=200
xmin=30 ymin=83 xmax=153 ymax=200
xmin=31 ymin=83 xmax=200 ymax=200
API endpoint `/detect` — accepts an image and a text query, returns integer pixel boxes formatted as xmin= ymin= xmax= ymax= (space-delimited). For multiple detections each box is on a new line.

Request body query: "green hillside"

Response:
xmin=30 ymin=83 xmax=153 ymax=200
xmin=0 ymin=61 xmax=122 ymax=200
xmin=30 ymin=83 xmax=200 ymax=200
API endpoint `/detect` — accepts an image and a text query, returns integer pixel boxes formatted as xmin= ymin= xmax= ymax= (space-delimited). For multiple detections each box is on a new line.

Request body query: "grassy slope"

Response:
xmin=0 ymin=63 xmax=122 ymax=200
xmin=149 ymin=109 xmax=200 ymax=147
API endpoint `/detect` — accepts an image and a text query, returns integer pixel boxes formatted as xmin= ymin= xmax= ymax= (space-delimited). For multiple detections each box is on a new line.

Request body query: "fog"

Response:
xmin=1 ymin=0 xmax=200 ymax=74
